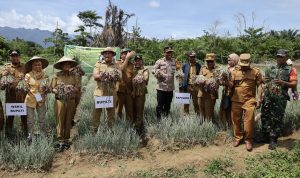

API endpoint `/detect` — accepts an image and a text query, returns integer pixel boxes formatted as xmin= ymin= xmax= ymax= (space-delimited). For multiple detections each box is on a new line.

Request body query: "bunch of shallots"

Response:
xmin=40 ymin=78 xmax=51 ymax=94
xmin=205 ymin=78 xmax=219 ymax=93
xmin=16 ymin=77 xmax=29 ymax=93
xmin=99 ymin=69 xmax=121 ymax=83
xmin=192 ymin=75 xmax=206 ymax=87
xmin=56 ymin=84 xmax=77 ymax=100
xmin=70 ymin=65 xmax=85 ymax=77
xmin=0 ymin=74 xmax=15 ymax=89
xmin=175 ymin=71 xmax=184 ymax=82
xmin=132 ymin=74 xmax=145 ymax=84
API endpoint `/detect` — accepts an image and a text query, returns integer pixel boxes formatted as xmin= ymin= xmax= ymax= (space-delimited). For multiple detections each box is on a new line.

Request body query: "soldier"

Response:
xmin=131 ymin=55 xmax=149 ymax=138
xmin=51 ymin=57 xmax=80 ymax=151
xmin=229 ymin=53 xmax=263 ymax=151
xmin=1 ymin=50 xmax=27 ymax=137
xmin=219 ymin=53 xmax=239 ymax=127
xmin=152 ymin=46 xmax=176 ymax=120
xmin=180 ymin=51 xmax=201 ymax=115
xmin=197 ymin=53 xmax=218 ymax=120
xmin=24 ymin=56 xmax=49 ymax=141
xmin=115 ymin=48 xmax=134 ymax=122
xmin=261 ymin=49 xmax=297 ymax=150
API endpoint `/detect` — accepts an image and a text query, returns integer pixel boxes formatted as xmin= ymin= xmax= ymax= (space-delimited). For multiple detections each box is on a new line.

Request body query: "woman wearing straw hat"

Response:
xmin=24 ymin=56 xmax=49 ymax=142
xmin=51 ymin=56 xmax=81 ymax=151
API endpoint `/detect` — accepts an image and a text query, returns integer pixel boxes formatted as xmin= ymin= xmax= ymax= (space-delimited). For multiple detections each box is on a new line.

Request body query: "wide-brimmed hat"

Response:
xmin=25 ymin=56 xmax=49 ymax=72
xmin=238 ymin=53 xmax=251 ymax=67
xmin=54 ymin=56 xmax=78 ymax=70
xmin=101 ymin=47 xmax=116 ymax=56
xmin=205 ymin=53 xmax=216 ymax=61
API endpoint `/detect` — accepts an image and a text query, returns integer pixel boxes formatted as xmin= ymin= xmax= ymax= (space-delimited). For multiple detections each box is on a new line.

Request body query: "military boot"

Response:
xmin=268 ymin=136 xmax=278 ymax=150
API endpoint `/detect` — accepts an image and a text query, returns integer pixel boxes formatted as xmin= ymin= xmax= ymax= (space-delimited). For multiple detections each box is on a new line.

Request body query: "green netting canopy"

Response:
xmin=64 ymin=45 xmax=121 ymax=73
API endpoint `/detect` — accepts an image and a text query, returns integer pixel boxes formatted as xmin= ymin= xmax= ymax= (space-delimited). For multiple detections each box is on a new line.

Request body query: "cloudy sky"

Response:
xmin=0 ymin=0 xmax=299 ymax=39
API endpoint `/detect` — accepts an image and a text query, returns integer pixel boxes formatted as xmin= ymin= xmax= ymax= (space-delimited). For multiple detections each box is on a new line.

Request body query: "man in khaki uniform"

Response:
xmin=180 ymin=51 xmax=201 ymax=115
xmin=115 ymin=48 xmax=134 ymax=122
xmin=152 ymin=46 xmax=176 ymax=120
xmin=1 ymin=50 xmax=27 ymax=137
xmin=197 ymin=53 xmax=218 ymax=120
xmin=229 ymin=53 xmax=262 ymax=151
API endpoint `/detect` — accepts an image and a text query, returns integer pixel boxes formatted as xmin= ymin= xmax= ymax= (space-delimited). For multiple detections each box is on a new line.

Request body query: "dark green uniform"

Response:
xmin=261 ymin=65 xmax=292 ymax=139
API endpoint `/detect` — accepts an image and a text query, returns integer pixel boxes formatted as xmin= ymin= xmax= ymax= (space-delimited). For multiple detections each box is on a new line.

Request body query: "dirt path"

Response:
xmin=1 ymin=131 xmax=299 ymax=178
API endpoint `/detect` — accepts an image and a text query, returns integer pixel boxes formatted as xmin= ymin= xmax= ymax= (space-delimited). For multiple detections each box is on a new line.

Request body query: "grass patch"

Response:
xmin=73 ymin=119 xmax=140 ymax=155
xmin=135 ymin=165 xmax=197 ymax=178
xmin=147 ymin=115 xmax=218 ymax=149
xmin=0 ymin=135 xmax=55 ymax=171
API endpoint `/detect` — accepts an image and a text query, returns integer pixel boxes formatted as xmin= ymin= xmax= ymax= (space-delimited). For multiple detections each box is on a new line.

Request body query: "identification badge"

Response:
xmin=34 ymin=93 xmax=43 ymax=102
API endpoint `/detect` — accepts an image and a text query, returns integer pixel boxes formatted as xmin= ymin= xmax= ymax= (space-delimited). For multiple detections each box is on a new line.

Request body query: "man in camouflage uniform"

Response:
xmin=115 ymin=48 xmax=134 ymax=122
xmin=1 ymin=50 xmax=27 ymax=137
xmin=180 ymin=51 xmax=201 ymax=115
xmin=197 ymin=53 xmax=218 ymax=120
xmin=229 ymin=53 xmax=263 ymax=151
xmin=152 ymin=46 xmax=176 ymax=120
xmin=261 ymin=49 xmax=297 ymax=150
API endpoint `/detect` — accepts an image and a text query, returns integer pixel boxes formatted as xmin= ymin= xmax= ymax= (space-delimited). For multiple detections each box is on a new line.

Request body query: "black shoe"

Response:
xmin=54 ymin=143 xmax=64 ymax=152
xmin=268 ymin=137 xmax=277 ymax=150
xmin=62 ymin=143 xmax=70 ymax=150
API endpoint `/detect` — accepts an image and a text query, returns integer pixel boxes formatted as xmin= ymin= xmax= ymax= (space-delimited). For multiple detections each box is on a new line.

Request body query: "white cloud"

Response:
xmin=0 ymin=10 xmax=83 ymax=34
xmin=148 ymin=0 xmax=160 ymax=8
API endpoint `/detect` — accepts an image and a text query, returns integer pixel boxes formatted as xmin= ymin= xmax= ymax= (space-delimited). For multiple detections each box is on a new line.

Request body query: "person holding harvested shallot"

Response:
xmin=131 ymin=54 xmax=149 ymax=138
xmin=51 ymin=56 xmax=81 ymax=152
xmin=24 ymin=56 xmax=50 ymax=142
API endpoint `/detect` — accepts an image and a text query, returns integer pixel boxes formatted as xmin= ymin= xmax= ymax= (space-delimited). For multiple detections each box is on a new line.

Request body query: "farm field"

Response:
xmin=0 ymin=66 xmax=300 ymax=178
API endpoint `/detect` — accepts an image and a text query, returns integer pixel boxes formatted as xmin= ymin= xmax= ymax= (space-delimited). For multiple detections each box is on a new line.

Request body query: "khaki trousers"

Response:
xmin=198 ymin=97 xmax=216 ymax=120
xmin=27 ymin=105 xmax=46 ymax=135
xmin=116 ymin=92 xmax=134 ymax=122
xmin=133 ymin=95 xmax=145 ymax=130
xmin=231 ymin=101 xmax=256 ymax=143
xmin=55 ymin=99 xmax=76 ymax=143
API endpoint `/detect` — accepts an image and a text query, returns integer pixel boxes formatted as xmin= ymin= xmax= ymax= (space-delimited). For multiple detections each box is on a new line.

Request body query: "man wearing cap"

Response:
xmin=152 ymin=46 xmax=176 ymax=120
xmin=25 ymin=56 xmax=49 ymax=141
xmin=1 ymin=50 xmax=27 ymax=137
xmin=260 ymin=49 xmax=297 ymax=150
xmin=180 ymin=51 xmax=201 ymax=115
xmin=197 ymin=53 xmax=219 ymax=120
xmin=51 ymin=56 xmax=80 ymax=151
xmin=115 ymin=48 xmax=134 ymax=122
xmin=229 ymin=53 xmax=262 ymax=151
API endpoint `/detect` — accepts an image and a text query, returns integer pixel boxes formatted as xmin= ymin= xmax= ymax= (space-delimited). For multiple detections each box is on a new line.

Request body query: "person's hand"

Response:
xmin=126 ymin=51 xmax=136 ymax=60
xmin=274 ymin=79 xmax=284 ymax=86
xmin=52 ymin=88 xmax=58 ymax=94
xmin=256 ymin=100 xmax=262 ymax=109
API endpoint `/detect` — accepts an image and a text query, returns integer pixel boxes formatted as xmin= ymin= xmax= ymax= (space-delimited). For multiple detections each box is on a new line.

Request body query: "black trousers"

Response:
xmin=156 ymin=90 xmax=173 ymax=120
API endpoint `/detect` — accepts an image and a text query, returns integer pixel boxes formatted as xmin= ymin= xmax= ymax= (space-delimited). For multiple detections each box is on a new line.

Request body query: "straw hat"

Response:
xmin=101 ymin=47 xmax=116 ymax=56
xmin=53 ymin=56 xmax=77 ymax=70
xmin=25 ymin=56 xmax=49 ymax=72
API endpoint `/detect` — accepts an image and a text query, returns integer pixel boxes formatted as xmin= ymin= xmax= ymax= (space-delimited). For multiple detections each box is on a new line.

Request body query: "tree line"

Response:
xmin=1 ymin=0 xmax=300 ymax=64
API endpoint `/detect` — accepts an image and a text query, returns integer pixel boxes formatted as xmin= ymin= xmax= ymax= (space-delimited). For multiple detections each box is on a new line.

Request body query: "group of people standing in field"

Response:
xmin=0 ymin=47 xmax=297 ymax=152
xmin=153 ymin=47 xmax=298 ymax=151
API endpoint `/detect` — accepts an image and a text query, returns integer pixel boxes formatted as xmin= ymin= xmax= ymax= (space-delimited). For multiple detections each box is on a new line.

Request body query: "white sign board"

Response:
xmin=95 ymin=96 xmax=114 ymax=108
xmin=175 ymin=92 xmax=190 ymax=104
xmin=6 ymin=103 xmax=27 ymax=116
